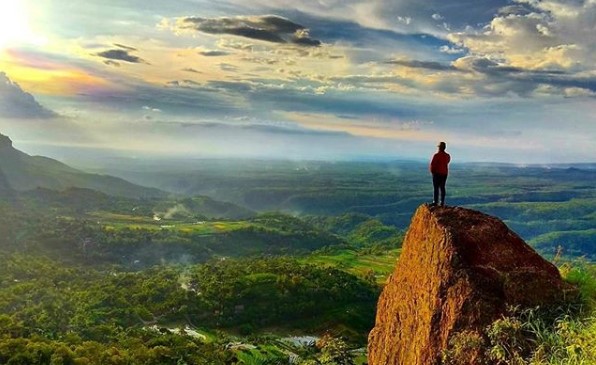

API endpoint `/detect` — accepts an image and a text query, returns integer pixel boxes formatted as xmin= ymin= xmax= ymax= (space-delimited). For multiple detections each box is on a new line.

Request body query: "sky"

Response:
xmin=0 ymin=0 xmax=594 ymax=164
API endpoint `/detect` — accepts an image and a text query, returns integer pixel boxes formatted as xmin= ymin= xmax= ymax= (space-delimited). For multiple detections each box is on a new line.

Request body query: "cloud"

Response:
xmin=0 ymin=72 xmax=56 ymax=119
xmin=365 ymin=0 xmax=509 ymax=33
xmin=222 ymin=0 xmax=509 ymax=36
xmin=172 ymin=15 xmax=322 ymax=46
xmin=3 ymin=0 xmax=593 ymax=163
xmin=396 ymin=16 xmax=411 ymax=25
xmin=113 ymin=43 xmax=137 ymax=51
xmin=95 ymin=49 xmax=147 ymax=64
xmin=104 ymin=60 xmax=121 ymax=67
xmin=182 ymin=67 xmax=201 ymax=73
xmin=166 ymin=80 xmax=201 ymax=88
xmin=439 ymin=45 xmax=465 ymax=54
xmin=199 ymin=50 xmax=230 ymax=56
xmin=142 ymin=105 xmax=162 ymax=112
xmin=171 ymin=120 xmax=351 ymax=137
xmin=385 ymin=59 xmax=458 ymax=71
xmin=497 ymin=4 xmax=533 ymax=16
xmin=453 ymin=56 xmax=563 ymax=75
xmin=408 ymin=0 xmax=596 ymax=98
xmin=449 ymin=55 xmax=596 ymax=96
xmin=242 ymin=123 xmax=350 ymax=137
xmin=206 ymin=80 xmax=253 ymax=93
xmin=447 ymin=0 xmax=596 ymax=72
xmin=220 ymin=63 xmax=238 ymax=72
xmin=81 ymin=78 xmax=247 ymax=117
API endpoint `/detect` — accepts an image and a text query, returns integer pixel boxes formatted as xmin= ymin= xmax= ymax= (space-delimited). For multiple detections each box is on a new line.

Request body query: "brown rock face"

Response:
xmin=367 ymin=204 xmax=574 ymax=365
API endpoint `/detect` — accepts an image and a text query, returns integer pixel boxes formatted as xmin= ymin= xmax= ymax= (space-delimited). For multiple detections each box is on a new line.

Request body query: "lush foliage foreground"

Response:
xmin=0 ymin=254 xmax=377 ymax=364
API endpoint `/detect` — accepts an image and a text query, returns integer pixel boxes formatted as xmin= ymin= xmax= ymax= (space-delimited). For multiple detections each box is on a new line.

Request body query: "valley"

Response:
xmin=98 ymin=159 xmax=596 ymax=260
xmin=0 ymin=134 xmax=594 ymax=364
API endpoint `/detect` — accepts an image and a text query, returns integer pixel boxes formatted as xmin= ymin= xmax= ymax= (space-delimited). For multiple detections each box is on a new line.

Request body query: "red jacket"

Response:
xmin=430 ymin=151 xmax=450 ymax=175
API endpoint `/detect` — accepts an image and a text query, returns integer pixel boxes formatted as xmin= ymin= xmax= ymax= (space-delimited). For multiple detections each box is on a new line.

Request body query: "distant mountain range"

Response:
xmin=0 ymin=133 xmax=165 ymax=198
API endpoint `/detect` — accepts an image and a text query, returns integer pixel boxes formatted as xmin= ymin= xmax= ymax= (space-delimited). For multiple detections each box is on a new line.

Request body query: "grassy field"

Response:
xmin=305 ymin=248 xmax=401 ymax=284
xmin=93 ymin=209 xmax=403 ymax=283
xmin=89 ymin=211 xmax=253 ymax=234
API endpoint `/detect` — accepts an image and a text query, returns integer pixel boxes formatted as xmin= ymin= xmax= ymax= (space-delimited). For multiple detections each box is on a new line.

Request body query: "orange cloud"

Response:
xmin=0 ymin=48 xmax=121 ymax=96
xmin=281 ymin=111 xmax=436 ymax=141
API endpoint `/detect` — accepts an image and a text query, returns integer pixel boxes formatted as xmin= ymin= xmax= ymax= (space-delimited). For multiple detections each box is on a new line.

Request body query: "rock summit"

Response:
xmin=368 ymin=204 xmax=574 ymax=365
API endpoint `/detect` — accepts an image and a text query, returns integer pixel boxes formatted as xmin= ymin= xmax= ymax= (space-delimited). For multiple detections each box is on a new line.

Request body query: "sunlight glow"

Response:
xmin=0 ymin=1 xmax=42 ymax=49
xmin=1 ymin=64 xmax=117 ymax=95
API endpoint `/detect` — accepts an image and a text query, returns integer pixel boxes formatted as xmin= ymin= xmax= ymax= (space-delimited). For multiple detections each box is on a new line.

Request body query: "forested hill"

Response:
xmin=0 ymin=132 xmax=164 ymax=198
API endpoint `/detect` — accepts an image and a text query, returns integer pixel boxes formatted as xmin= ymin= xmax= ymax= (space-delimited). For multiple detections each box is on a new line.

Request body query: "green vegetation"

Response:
xmin=305 ymin=248 xmax=400 ymax=284
xmin=300 ymin=213 xmax=403 ymax=284
xmin=0 ymin=186 xmax=407 ymax=363
xmin=531 ymin=229 xmax=596 ymax=260
xmin=3 ymin=251 xmax=591 ymax=364
xmin=0 ymin=137 xmax=164 ymax=198
xmin=443 ymin=262 xmax=596 ymax=365
xmin=185 ymin=257 xmax=378 ymax=340
xmin=0 ymin=156 xmax=594 ymax=364
xmin=305 ymin=213 xmax=404 ymax=250
xmin=156 ymin=196 xmax=255 ymax=219
xmin=470 ymin=199 xmax=596 ymax=260
xmin=0 ymin=253 xmax=377 ymax=364
xmin=0 ymin=202 xmax=344 ymax=267
xmin=296 ymin=335 xmax=359 ymax=365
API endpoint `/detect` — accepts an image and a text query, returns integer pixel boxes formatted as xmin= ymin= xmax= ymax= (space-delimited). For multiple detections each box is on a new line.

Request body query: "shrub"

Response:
xmin=486 ymin=314 xmax=532 ymax=365
xmin=442 ymin=330 xmax=485 ymax=365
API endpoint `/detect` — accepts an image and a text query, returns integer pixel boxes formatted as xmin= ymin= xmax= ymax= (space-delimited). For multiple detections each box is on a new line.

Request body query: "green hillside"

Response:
xmin=153 ymin=196 xmax=255 ymax=220
xmin=0 ymin=133 xmax=164 ymax=198
xmin=0 ymin=199 xmax=343 ymax=268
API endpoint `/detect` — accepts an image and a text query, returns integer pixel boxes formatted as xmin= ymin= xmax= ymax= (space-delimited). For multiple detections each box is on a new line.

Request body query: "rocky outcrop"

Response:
xmin=368 ymin=204 xmax=575 ymax=365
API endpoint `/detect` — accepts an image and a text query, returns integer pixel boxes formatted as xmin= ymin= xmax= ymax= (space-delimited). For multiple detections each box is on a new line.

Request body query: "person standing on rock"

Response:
xmin=429 ymin=141 xmax=450 ymax=207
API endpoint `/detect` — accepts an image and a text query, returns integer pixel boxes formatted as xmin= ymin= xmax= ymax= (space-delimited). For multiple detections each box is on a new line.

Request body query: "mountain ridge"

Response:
xmin=0 ymin=132 xmax=165 ymax=198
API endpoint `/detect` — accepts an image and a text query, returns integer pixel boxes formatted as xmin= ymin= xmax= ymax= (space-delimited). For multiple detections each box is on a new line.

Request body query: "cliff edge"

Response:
xmin=367 ymin=204 xmax=575 ymax=365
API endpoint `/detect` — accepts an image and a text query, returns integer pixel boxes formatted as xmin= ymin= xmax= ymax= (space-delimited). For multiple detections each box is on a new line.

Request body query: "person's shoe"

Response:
xmin=440 ymin=202 xmax=445 ymax=207
xmin=429 ymin=202 xmax=437 ymax=207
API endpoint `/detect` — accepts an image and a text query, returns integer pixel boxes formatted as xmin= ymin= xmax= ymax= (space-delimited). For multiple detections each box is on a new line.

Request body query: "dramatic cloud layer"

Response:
xmin=173 ymin=15 xmax=322 ymax=46
xmin=445 ymin=0 xmax=596 ymax=96
xmin=0 ymin=0 xmax=593 ymax=163
xmin=385 ymin=59 xmax=458 ymax=71
xmin=449 ymin=0 xmax=596 ymax=71
xmin=96 ymin=49 xmax=146 ymax=64
xmin=199 ymin=50 xmax=229 ymax=56
xmin=0 ymin=72 xmax=56 ymax=118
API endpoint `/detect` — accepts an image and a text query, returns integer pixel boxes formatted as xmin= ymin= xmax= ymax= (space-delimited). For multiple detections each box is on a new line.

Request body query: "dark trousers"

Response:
xmin=432 ymin=174 xmax=448 ymax=204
